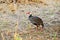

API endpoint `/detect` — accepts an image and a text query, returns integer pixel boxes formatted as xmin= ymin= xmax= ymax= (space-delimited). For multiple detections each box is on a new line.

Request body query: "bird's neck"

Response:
xmin=29 ymin=14 xmax=32 ymax=18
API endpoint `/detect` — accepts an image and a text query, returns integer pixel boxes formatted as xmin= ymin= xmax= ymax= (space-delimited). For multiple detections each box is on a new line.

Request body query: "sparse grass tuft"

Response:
xmin=14 ymin=33 xmax=22 ymax=40
xmin=53 ymin=33 xmax=57 ymax=40
xmin=14 ymin=21 xmax=22 ymax=40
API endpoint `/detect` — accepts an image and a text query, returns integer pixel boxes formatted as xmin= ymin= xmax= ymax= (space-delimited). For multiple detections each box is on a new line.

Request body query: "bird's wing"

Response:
xmin=29 ymin=16 xmax=43 ymax=24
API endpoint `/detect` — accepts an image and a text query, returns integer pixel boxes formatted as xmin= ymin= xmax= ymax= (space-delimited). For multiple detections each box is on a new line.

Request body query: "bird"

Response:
xmin=26 ymin=12 xmax=44 ymax=31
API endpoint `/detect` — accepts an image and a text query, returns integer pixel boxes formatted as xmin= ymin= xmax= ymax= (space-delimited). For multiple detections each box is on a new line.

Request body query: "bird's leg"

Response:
xmin=40 ymin=25 xmax=44 ymax=32
xmin=36 ymin=25 xmax=39 ymax=31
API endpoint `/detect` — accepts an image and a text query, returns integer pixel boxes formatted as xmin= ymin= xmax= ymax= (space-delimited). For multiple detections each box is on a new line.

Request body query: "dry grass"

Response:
xmin=1 ymin=33 xmax=5 ymax=40
xmin=0 ymin=24 xmax=60 ymax=40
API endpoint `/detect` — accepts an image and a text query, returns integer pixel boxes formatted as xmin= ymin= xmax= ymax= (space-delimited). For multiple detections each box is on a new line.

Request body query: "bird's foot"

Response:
xmin=36 ymin=27 xmax=39 ymax=32
xmin=40 ymin=27 xmax=44 ymax=32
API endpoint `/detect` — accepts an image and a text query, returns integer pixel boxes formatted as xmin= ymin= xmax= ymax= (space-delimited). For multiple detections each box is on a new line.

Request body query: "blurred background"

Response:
xmin=0 ymin=0 xmax=60 ymax=40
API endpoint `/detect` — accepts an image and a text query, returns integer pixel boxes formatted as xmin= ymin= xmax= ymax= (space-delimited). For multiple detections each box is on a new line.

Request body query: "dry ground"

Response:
xmin=0 ymin=1 xmax=60 ymax=40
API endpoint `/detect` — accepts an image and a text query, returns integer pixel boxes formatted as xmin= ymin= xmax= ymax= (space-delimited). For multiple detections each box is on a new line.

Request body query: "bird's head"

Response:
xmin=26 ymin=12 xmax=32 ymax=17
xmin=26 ymin=12 xmax=32 ymax=14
